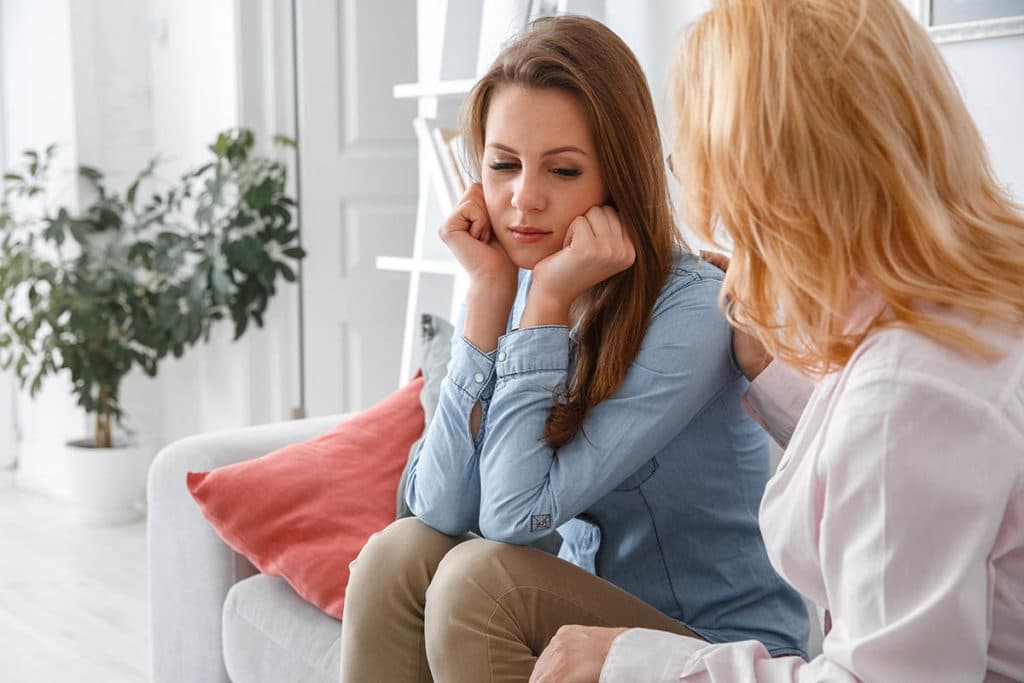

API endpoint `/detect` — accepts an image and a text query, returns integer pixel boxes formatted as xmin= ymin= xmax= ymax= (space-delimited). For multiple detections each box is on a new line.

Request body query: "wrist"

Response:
xmin=520 ymin=289 xmax=572 ymax=329
xmin=463 ymin=287 xmax=516 ymax=353
xmin=746 ymin=355 xmax=773 ymax=381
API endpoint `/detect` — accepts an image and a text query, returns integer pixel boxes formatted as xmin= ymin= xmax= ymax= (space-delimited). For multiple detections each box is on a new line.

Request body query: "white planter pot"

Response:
xmin=63 ymin=439 xmax=152 ymax=525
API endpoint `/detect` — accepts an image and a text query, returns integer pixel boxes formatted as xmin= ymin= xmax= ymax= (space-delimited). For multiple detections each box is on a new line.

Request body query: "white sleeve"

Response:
xmin=740 ymin=361 xmax=815 ymax=448
xmin=602 ymin=370 xmax=1014 ymax=683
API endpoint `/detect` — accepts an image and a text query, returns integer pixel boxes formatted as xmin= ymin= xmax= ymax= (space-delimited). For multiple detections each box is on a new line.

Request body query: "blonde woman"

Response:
xmin=339 ymin=15 xmax=809 ymax=683
xmin=533 ymin=1 xmax=1024 ymax=681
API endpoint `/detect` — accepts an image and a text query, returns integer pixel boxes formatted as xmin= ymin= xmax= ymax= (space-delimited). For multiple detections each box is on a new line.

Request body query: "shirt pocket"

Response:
xmin=613 ymin=457 xmax=659 ymax=491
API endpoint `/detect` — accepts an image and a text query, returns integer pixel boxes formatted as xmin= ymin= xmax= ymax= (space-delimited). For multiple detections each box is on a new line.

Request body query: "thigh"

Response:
xmin=438 ymin=537 xmax=698 ymax=645
xmin=424 ymin=538 xmax=699 ymax=682
xmin=341 ymin=517 xmax=472 ymax=683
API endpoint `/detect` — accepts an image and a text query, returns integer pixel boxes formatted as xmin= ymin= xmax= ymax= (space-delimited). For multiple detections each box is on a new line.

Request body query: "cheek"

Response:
xmin=563 ymin=179 xmax=608 ymax=216
xmin=482 ymin=178 xmax=511 ymax=214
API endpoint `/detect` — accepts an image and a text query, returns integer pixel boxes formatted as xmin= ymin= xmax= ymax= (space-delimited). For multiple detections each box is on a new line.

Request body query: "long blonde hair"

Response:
xmin=463 ymin=15 xmax=680 ymax=448
xmin=671 ymin=0 xmax=1024 ymax=372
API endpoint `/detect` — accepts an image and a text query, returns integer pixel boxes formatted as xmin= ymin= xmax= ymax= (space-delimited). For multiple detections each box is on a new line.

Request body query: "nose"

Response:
xmin=511 ymin=170 xmax=545 ymax=213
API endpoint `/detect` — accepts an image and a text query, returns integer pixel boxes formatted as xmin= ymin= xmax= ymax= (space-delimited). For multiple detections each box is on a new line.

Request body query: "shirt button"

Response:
xmin=474 ymin=372 xmax=485 ymax=383
xmin=498 ymin=352 xmax=507 ymax=361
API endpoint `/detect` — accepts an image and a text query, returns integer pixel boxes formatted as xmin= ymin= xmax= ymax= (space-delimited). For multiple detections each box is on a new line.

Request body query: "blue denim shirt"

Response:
xmin=406 ymin=250 xmax=809 ymax=657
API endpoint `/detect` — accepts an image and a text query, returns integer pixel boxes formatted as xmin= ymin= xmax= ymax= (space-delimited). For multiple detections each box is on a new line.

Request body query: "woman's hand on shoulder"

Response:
xmin=527 ymin=205 xmax=636 ymax=320
xmin=700 ymin=250 xmax=773 ymax=381
xmin=440 ymin=183 xmax=519 ymax=297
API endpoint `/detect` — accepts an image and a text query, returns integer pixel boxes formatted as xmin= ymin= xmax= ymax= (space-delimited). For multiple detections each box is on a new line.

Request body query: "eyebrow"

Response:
xmin=486 ymin=143 xmax=588 ymax=157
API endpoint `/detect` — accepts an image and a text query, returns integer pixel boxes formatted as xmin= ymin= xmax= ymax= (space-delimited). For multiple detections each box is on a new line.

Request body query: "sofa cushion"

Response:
xmin=187 ymin=374 xmax=425 ymax=620
xmin=222 ymin=573 xmax=340 ymax=683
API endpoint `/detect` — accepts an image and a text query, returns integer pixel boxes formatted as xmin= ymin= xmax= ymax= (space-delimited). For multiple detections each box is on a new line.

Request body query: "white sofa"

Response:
xmin=148 ymin=416 xmax=823 ymax=683
xmin=148 ymin=413 xmax=352 ymax=683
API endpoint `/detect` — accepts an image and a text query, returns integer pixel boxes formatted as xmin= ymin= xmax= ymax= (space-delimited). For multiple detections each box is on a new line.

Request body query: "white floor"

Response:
xmin=0 ymin=471 xmax=149 ymax=683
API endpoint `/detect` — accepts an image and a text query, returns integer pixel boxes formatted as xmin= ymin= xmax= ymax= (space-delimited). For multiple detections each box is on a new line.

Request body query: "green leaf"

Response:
xmin=3 ymin=173 xmax=23 ymax=182
xmin=273 ymin=134 xmax=297 ymax=149
xmin=97 ymin=206 xmax=122 ymax=231
xmin=78 ymin=165 xmax=103 ymax=182
xmin=277 ymin=262 xmax=296 ymax=282
xmin=282 ymin=246 xmax=306 ymax=259
xmin=232 ymin=312 xmax=249 ymax=340
xmin=211 ymin=132 xmax=230 ymax=158
xmin=69 ymin=220 xmax=92 ymax=244
xmin=242 ymin=178 xmax=275 ymax=211
xmin=127 ymin=181 xmax=139 ymax=208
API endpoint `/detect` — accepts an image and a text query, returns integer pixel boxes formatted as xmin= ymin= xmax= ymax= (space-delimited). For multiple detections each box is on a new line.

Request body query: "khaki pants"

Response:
xmin=339 ymin=517 xmax=698 ymax=683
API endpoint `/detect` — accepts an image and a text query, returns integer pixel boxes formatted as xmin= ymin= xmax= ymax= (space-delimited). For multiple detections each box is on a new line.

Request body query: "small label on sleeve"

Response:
xmin=530 ymin=514 xmax=552 ymax=532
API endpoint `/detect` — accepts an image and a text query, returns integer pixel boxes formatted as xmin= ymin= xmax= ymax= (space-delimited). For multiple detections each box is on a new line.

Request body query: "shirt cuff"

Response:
xmin=495 ymin=325 xmax=570 ymax=378
xmin=446 ymin=335 xmax=496 ymax=401
xmin=740 ymin=361 xmax=815 ymax=448
xmin=600 ymin=629 xmax=706 ymax=683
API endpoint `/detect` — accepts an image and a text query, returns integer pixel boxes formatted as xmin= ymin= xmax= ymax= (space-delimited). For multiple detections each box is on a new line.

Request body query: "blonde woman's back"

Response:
xmin=756 ymin=305 xmax=1024 ymax=682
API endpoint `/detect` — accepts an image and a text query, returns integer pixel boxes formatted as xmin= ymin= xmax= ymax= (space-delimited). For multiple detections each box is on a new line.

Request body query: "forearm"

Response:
xmin=405 ymin=336 xmax=496 ymax=535
xmin=462 ymin=281 xmax=516 ymax=352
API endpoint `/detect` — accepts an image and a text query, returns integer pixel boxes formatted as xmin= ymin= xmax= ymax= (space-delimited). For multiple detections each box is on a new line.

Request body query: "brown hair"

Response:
xmin=670 ymin=0 xmax=1024 ymax=373
xmin=463 ymin=15 xmax=681 ymax=449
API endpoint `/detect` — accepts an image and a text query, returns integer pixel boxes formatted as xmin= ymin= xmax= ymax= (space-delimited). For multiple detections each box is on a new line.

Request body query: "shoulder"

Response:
xmin=651 ymin=249 xmax=725 ymax=317
xmin=823 ymin=317 xmax=1024 ymax=482
xmin=844 ymin=314 xmax=1024 ymax=418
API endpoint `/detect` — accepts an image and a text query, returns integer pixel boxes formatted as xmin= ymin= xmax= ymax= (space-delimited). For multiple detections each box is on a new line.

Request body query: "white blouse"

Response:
xmin=601 ymin=313 xmax=1024 ymax=682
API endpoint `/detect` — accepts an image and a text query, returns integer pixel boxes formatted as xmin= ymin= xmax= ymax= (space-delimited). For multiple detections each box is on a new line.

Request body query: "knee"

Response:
xmin=424 ymin=540 xmax=541 ymax=661
xmin=424 ymin=538 xmax=528 ymax=619
xmin=348 ymin=517 xmax=458 ymax=589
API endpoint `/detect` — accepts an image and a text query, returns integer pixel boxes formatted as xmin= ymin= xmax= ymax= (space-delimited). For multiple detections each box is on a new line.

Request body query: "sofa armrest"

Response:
xmin=148 ymin=413 xmax=349 ymax=683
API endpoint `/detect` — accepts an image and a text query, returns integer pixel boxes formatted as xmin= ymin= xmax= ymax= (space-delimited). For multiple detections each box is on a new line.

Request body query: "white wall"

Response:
xmin=939 ymin=34 xmax=1024 ymax=200
xmin=124 ymin=0 xmax=246 ymax=450
xmin=0 ymin=0 xmax=11 ymax=469
xmin=2 ymin=0 xmax=90 ymax=495
xmin=2 ymin=0 xmax=303 ymax=500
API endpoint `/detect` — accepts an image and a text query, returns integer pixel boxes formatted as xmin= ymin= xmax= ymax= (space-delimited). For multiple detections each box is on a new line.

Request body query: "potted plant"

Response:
xmin=0 ymin=128 xmax=304 ymax=523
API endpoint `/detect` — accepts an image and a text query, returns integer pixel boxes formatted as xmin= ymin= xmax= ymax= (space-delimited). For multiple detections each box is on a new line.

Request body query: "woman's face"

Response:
xmin=481 ymin=85 xmax=608 ymax=270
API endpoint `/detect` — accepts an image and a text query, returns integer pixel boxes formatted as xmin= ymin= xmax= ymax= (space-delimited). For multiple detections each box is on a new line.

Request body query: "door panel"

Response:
xmin=296 ymin=0 xmax=418 ymax=415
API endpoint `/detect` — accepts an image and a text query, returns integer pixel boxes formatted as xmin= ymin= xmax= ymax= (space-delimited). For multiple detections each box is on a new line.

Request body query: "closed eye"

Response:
xmin=489 ymin=162 xmax=519 ymax=171
xmin=552 ymin=168 xmax=582 ymax=177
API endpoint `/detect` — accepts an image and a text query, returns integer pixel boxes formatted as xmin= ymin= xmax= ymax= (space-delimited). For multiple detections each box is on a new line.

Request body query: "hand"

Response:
xmin=523 ymin=206 xmax=635 ymax=326
xmin=440 ymin=183 xmax=519 ymax=295
xmin=529 ymin=625 xmax=628 ymax=683
xmin=700 ymin=250 xmax=773 ymax=381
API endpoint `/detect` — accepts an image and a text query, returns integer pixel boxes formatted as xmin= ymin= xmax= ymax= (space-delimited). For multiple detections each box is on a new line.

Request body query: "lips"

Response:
xmin=508 ymin=225 xmax=552 ymax=244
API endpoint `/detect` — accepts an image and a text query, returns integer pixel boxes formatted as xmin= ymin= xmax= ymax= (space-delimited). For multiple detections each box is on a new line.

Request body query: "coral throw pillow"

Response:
xmin=187 ymin=374 xmax=425 ymax=620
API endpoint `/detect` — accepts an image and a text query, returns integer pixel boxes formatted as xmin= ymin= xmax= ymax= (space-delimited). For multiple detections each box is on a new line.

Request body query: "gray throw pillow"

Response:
xmin=393 ymin=313 xmax=561 ymax=556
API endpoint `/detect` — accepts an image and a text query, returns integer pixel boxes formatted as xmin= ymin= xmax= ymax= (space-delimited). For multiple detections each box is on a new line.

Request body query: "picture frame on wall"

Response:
xmin=911 ymin=0 xmax=1024 ymax=43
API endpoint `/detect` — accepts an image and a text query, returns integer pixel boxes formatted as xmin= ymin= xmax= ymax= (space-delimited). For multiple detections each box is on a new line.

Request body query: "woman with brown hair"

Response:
xmin=535 ymin=1 xmax=1024 ymax=681
xmin=338 ymin=15 xmax=808 ymax=682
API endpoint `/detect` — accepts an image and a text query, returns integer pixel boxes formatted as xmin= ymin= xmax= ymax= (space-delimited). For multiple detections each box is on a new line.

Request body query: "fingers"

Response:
xmin=579 ymin=205 xmax=634 ymax=270
xmin=700 ymin=249 xmax=730 ymax=272
xmin=441 ymin=183 xmax=491 ymax=244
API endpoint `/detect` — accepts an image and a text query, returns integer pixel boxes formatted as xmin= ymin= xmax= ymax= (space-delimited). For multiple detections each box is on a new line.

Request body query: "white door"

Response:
xmin=296 ymin=0 xmax=419 ymax=415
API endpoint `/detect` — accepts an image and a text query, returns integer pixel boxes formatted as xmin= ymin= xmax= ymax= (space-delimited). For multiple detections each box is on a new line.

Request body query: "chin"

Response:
xmin=496 ymin=235 xmax=554 ymax=271
xmin=507 ymin=247 xmax=555 ymax=271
